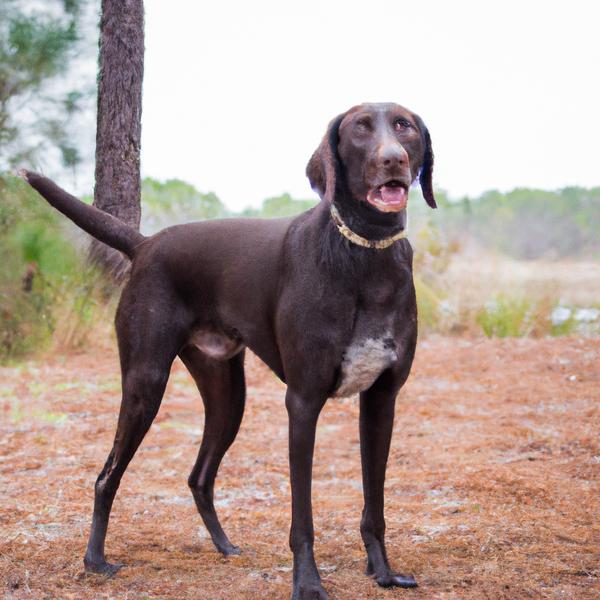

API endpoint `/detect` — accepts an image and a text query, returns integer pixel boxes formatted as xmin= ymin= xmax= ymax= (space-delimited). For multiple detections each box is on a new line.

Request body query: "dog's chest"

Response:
xmin=333 ymin=331 xmax=398 ymax=398
xmin=331 ymin=278 xmax=411 ymax=399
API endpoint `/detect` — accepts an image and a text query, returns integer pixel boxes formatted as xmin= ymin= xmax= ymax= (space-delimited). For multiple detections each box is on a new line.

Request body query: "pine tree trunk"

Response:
xmin=90 ymin=0 xmax=144 ymax=281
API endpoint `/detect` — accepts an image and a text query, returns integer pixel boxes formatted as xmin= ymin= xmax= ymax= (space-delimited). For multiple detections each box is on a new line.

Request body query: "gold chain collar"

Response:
xmin=329 ymin=204 xmax=406 ymax=250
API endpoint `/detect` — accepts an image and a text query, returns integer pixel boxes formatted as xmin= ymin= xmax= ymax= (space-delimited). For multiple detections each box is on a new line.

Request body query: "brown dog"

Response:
xmin=21 ymin=102 xmax=436 ymax=599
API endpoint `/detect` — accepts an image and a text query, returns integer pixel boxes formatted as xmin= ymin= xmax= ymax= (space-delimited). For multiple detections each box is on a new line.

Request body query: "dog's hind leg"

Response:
xmin=179 ymin=346 xmax=246 ymax=556
xmin=83 ymin=299 xmax=184 ymax=575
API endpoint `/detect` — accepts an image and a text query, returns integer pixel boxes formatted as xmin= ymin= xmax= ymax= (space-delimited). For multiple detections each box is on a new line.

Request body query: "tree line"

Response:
xmin=140 ymin=179 xmax=600 ymax=260
xmin=432 ymin=187 xmax=600 ymax=259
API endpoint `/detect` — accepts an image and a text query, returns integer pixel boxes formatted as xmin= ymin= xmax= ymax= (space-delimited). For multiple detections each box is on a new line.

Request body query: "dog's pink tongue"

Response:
xmin=380 ymin=185 xmax=407 ymax=208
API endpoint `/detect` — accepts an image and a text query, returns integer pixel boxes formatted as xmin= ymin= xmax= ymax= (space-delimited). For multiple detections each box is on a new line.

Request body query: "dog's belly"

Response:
xmin=333 ymin=335 xmax=398 ymax=398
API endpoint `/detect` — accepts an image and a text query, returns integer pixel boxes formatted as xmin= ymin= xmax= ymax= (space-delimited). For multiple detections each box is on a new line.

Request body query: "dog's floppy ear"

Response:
xmin=413 ymin=114 xmax=437 ymax=209
xmin=306 ymin=112 xmax=346 ymax=203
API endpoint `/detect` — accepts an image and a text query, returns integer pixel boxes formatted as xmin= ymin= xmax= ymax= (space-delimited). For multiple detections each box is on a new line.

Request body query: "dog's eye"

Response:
xmin=394 ymin=118 xmax=412 ymax=131
xmin=355 ymin=119 xmax=372 ymax=132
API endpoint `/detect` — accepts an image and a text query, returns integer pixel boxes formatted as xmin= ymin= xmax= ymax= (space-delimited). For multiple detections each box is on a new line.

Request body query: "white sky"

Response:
xmin=139 ymin=0 xmax=600 ymax=210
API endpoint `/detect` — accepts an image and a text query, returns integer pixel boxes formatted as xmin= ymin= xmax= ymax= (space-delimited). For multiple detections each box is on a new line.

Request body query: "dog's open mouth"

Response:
xmin=366 ymin=180 xmax=408 ymax=212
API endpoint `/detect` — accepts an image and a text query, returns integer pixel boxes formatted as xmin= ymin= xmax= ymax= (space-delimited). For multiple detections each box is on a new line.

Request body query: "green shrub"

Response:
xmin=476 ymin=296 xmax=532 ymax=338
xmin=411 ymin=211 xmax=458 ymax=333
xmin=414 ymin=275 xmax=444 ymax=331
xmin=474 ymin=296 xmax=596 ymax=338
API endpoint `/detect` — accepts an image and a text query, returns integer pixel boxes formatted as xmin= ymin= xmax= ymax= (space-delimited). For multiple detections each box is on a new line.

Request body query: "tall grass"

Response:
xmin=0 ymin=175 xmax=115 ymax=362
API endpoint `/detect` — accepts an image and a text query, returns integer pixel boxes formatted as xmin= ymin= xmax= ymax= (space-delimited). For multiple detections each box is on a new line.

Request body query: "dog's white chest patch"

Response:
xmin=333 ymin=336 xmax=397 ymax=398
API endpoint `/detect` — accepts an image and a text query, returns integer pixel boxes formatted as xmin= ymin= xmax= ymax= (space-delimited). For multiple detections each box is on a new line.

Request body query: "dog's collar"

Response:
xmin=329 ymin=204 xmax=406 ymax=250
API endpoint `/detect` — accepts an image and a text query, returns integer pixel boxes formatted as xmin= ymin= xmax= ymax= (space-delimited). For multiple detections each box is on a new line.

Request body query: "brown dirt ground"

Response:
xmin=1 ymin=337 xmax=599 ymax=599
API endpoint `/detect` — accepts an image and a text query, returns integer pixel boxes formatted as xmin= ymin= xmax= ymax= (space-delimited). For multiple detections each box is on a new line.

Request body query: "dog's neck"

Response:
xmin=330 ymin=204 xmax=406 ymax=249
xmin=308 ymin=199 xmax=410 ymax=279
xmin=331 ymin=195 xmax=407 ymax=243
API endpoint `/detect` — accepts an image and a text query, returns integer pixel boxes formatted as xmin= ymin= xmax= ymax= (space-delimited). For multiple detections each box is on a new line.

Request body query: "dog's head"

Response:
xmin=306 ymin=103 xmax=435 ymax=212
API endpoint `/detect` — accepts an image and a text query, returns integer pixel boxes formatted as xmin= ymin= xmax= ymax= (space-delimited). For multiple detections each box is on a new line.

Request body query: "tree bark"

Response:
xmin=90 ymin=0 xmax=144 ymax=281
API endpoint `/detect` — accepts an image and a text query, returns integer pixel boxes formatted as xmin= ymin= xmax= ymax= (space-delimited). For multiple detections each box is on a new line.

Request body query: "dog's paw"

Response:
xmin=216 ymin=541 xmax=241 ymax=556
xmin=291 ymin=582 xmax=329 ymax=599
xmin=83 ymin=559 xmax=124 ymax=577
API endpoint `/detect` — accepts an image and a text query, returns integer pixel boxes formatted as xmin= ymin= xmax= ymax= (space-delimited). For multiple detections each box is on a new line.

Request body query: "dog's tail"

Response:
xmin=18 ymin=170 xmax=146 ymax=259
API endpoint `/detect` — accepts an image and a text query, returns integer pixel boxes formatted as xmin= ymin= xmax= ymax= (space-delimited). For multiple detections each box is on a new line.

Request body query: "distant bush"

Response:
xmin=141 ymin=177 xmax=227 ymax=232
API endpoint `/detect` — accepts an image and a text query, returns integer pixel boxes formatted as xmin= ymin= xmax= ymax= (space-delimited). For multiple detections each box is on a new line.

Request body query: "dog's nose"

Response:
xmin=378 ymin=143 xmax=408 ymax=168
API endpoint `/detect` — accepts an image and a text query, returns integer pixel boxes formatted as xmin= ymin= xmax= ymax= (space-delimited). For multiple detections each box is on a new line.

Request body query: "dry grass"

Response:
xmin=418 ymin=252 xmax=600 ymax=337
xmin=1 ymin=337 xmax=599 ymax=599
xmin=445 ymin=254 xmax=600 ymax=307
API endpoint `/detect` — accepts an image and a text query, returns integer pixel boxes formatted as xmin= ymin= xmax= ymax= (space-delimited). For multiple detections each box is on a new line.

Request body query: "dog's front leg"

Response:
xmin=285 ymin=389 xmax=328 ymax=600
xmin=359 ymin=372 xmax=418 ymax=589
